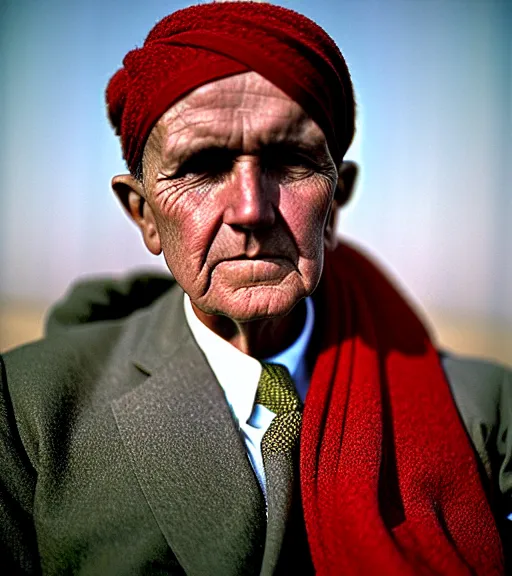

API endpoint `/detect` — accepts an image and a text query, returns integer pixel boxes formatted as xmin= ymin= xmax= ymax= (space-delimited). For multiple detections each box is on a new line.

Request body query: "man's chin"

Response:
xmin=196 ymin=283 xmax=307 ymax=323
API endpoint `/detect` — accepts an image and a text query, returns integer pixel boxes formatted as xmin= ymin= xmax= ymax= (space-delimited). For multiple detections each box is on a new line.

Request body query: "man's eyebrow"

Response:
xmin=166 ymin=143 xmax=233 ymax=166
xmin=170 ymin=138 xmax=327 ymax=164
xmin=264 ymin=140 xmax=328 ymax=156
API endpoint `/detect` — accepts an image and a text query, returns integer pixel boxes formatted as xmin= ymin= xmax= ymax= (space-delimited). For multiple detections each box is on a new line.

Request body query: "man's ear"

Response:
xmin=335 ymin=160 xmax=358 ymax=208
xmin=111 ymin=174 xmax=162 ymax=256
xmin=324 ymin=161 xmax=359 ymax=251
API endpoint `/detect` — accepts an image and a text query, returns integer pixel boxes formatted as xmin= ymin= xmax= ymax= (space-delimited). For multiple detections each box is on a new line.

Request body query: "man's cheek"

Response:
xmin=287 ymin=201 xmax=330 ymax=245
xmin=155 ymin=217 xmax=181 ymax=252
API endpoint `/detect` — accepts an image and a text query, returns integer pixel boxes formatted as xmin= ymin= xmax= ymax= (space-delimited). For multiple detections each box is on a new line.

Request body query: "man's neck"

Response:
xmin=190 ymin=299 xmax=307 ymax=359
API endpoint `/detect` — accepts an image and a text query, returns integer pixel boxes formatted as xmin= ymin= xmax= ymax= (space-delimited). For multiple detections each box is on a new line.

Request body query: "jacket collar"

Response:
xmin=112 ymin=284 xmax=267 ymax=575
xmin=128 ymin=283 xmax=190 ymax=376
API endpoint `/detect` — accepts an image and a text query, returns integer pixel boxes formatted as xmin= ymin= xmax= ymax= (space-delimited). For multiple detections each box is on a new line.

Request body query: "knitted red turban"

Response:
xmin=106 ymin=1 xmax=355 ymax=176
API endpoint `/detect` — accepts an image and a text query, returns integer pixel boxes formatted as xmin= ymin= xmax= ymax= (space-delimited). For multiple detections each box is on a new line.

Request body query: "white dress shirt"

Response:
xmin=183 ymin=294 xmax=315 ymax=498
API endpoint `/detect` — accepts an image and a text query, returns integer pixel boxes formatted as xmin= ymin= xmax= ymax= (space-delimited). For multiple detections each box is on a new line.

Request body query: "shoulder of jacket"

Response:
xmin=1 ymin=276 xmax=184 ymax=406
xmin=441 ymin=351 xmax=512 ymax=498
xmin=0 ymin=303 xmax=155 ymax=468
xmin=441 ymin=351 xmax=510 ymax=421
xmin=45 ymin=270 xmax=175 ymax=335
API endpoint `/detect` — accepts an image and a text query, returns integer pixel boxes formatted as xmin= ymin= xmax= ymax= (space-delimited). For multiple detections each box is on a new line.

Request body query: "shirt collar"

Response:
xmin=183 ymin=294 xmax=314 ymax=424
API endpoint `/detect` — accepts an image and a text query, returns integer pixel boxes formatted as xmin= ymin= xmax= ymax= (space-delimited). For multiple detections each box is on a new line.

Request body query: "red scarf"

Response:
xmin=301 ymin=243 xmax=504 ymax=575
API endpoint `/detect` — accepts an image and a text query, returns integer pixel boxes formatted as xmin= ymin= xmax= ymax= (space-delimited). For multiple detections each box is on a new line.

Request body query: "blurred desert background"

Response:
xmin=0 ymin=0 xmax=510 ymax=365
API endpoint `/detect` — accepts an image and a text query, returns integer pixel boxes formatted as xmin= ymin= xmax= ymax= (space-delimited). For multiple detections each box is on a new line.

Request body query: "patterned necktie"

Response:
xmin=255 ymin=363 xmax=305 ymax=574
xmin=255 ymin=363 xmax=303 ymax=458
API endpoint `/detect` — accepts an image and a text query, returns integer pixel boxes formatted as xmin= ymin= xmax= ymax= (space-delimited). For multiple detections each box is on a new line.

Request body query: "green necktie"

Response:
xmin=256 ymin=363 xmax=303 ymax=458
xmin=256 ymin=363 xmax=303 ymax=574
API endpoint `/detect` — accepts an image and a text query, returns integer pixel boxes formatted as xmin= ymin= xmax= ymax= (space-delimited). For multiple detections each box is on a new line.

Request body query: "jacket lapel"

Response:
xmin=111 ymin=287 xmax=266 ymax=575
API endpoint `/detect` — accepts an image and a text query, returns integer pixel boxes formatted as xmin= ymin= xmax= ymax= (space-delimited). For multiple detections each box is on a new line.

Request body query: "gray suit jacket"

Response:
xmin=1 ymin=275 xmax=511 ymax=575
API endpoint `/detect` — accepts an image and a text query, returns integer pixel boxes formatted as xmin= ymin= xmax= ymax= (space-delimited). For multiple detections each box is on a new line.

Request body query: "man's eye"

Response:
xmin=263 ymin=151 xmax=315 ymax=175
xmin=176 ymin=151 xmax=233 ymax=179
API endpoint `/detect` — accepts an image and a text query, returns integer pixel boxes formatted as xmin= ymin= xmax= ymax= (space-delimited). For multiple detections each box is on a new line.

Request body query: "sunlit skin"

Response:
xmin=113 ymin=71 xmax=355 ymax=358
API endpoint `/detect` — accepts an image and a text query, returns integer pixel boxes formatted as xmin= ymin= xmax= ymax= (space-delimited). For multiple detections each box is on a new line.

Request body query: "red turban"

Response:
xmin=105 ymin=1 xmax=355 ymax=175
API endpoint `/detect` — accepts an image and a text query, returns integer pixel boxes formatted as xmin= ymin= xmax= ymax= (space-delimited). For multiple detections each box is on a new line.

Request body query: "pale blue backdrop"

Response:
xmin=0 ymin=0 xmax=510 ymax=326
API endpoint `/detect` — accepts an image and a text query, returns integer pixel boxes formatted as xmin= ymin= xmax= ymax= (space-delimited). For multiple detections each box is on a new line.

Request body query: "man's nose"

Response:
xmin=223 ymin=159 xmax=276 ymax=230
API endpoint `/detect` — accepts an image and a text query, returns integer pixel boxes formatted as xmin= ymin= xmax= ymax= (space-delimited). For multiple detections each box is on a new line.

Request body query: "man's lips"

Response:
xmin=222 ymin=254 xmax=290 ymax=261
xmin=213 ymin=257 xmax=295 ymax=283
xmin=212 ymin=255 xmax=295 ymax=269
xmin=205 ymin=249 xmax=298 ymax=274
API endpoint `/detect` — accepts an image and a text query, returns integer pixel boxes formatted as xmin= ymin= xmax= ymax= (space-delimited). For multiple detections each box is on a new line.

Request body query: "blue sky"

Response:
xmin=0 ymin=0 xmax=510 ymax=323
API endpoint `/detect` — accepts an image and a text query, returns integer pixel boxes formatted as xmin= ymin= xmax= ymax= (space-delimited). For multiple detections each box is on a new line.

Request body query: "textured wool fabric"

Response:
xmin=105 ymin=1 xmax=355 ymax=175
xmin=301 ymin=243 xmax=505 ymax=575
xmin=256 ymin=363 xmax=302 ymax=457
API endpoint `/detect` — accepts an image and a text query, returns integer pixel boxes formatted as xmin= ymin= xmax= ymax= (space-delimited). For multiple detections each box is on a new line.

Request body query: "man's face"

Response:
xmin=142 ymin=71 xmax=338 ymax=322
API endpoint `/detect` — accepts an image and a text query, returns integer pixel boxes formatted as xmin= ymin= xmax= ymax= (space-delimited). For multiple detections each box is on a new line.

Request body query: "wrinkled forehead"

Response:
xmin=149 ymin=72 xmax=331 ymax=164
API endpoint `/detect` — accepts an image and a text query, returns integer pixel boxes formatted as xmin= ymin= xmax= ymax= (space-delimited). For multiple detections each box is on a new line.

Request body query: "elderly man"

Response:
xmin=0 ymin=2 xmax=510 ymax=575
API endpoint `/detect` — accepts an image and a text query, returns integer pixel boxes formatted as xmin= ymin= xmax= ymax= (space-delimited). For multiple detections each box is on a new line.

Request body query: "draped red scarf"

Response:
xmin=301 ymin=243 xmax=504 ymax=575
